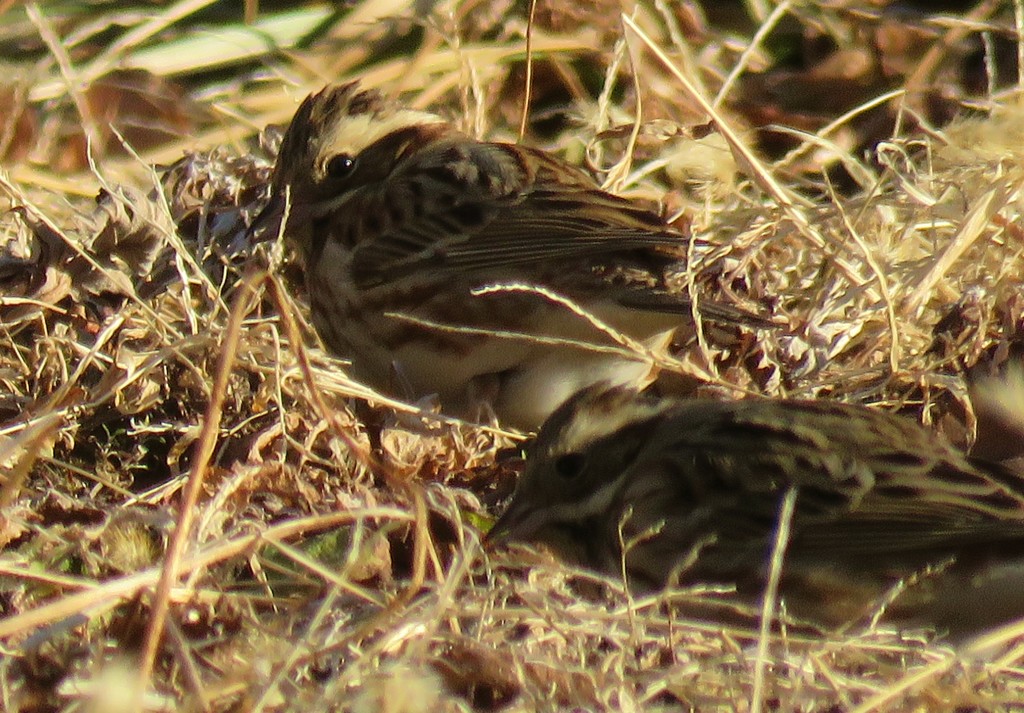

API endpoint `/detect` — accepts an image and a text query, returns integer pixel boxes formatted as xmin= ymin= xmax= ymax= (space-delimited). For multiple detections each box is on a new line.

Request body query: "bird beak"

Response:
xmin=247 ymin=191 xmax=285 ymax=244
xmin=485 ymin=509 xmax=514 ymax=545
xmin=485 ymin=499 xmax=534 ymax=546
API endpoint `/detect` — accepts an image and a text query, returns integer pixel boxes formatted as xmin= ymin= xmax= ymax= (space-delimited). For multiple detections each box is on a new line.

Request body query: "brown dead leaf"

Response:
xmin=1 ymin=208 xmax=70 ymax=308
xmin=66 ymin=185 xmax=172 ymax=299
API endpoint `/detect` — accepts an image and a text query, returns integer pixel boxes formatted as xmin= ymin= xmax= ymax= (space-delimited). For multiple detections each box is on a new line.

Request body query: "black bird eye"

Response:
xmin=554 ymin=453 xmax=586 ymax=480
xmin=325 ymin=153 xmax=356 ymax=179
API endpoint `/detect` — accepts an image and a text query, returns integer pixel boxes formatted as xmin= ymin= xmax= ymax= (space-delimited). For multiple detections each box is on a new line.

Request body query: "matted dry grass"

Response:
xmin=2 ymin=2 xmax=1024 ymax=711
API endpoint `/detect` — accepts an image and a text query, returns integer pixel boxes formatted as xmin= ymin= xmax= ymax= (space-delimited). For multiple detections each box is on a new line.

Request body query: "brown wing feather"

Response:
xmin=347 ymin=138 xmax=687 ymax=286
xmin=653 ymin=400 xmax=1024 ymax=566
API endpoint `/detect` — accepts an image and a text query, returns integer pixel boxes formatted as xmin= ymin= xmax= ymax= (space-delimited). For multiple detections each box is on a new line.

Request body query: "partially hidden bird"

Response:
xmin=252 ymin=82 xmax=767 ymax=430
xmin=489 ymin=384 xmax=1024 ymax=637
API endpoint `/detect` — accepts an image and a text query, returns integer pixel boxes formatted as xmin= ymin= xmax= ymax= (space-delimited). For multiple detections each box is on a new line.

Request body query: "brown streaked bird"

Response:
xmin=252 ymin=82 xmax=767 ymax=430
xmin=489 ymin=384 xmax=1024 ymax=637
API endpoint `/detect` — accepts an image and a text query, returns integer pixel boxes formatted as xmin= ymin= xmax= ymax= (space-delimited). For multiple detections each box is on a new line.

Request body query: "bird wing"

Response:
xmin=346 ymin=139 xmax=688 ymax=287
xmin=662 ymin=399 xmax=1024 ymax=561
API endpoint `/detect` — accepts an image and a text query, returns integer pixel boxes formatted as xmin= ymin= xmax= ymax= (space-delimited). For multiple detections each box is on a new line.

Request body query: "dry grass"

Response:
xmin=2 ymin=1 xmax=1024 ymax=711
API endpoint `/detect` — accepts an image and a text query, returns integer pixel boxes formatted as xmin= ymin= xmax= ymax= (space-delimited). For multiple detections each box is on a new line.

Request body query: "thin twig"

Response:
xmin=135 ymin=267 xmax=265 ymax=701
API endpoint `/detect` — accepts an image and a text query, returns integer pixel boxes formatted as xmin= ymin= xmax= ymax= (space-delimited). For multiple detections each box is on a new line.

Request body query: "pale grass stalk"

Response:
xmin=386 ymin=311 xmax=652 ymax=358
xmin=685 ymin=220 xmax=717 ymax=380
xmin=1017 ymin=0 xmax=1024 ymax=90
xmin=136 ymin=267 xmax=265 ymax=699
xmin=312 ymin=362 xmax=524 ymax=437
xmin=30 ymin=0 xmax=219 ymax=101
xmin=769 ymin=124 xmax=879 ymax=191
xmin=846 ymin=656 xmax=955 ymax=713
xmin=268 ymin=271 xmax=442 ymax=626
xmin=866 ymin=559 xmax=955 ymax=634
xmin=965 ymin=618 xmax=1024 ymax=662
xmin=773 ymin=89 xmax=905 ymax=180
xmin=602 ymin=4 xmax=644 ymax=193
xmin=163 ymin=617 xmax=208 ymax=706
xmin=621 ymin=14 xmax=825 ymax=255
xmin=68 ymin=36 xmax=596 ymax=174
xmin=826 ymin=177 xmax=901 ymax=375
xmin=590 ymin=17 xmax=633 ymax=178
xmin=0 ymin=559 xmax=101 ymax=592
xmin=743 ymin=0 xmax=771 ymax=22
xmin=904 ymin=184 xmax=1012 ymax=315
xmin=25 ymin=3 xmax=104 ymax=156
xmin=750 ymin=486 xmax=798 ymax=713
xmin=468 ymin=281 xmax=733 ymax=387
xmin=654 ymin=0 xmax=708 ymax=98
xmin=714 ymin=1 xmax=792 ymax=110
xmin=904 ymin=1 xmax=1007 ymax=99
xmin=252 ymin=587 xmax=346 ymax=713
xmin=0 ymin=508 xmax=410 ymax=640
xmin=618 ymin=506 xmax=664 ymax=645
xmin=518 ymin=0 xmax=537 ymax=141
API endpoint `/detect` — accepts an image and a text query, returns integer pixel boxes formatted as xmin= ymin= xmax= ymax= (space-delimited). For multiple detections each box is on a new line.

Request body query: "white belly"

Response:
xmin=308 ymin=242 xmax=678 ymax=428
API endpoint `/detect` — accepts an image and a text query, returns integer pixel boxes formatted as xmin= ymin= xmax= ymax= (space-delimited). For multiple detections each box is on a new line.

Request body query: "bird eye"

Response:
xmin=325 ymin=153 xmax=356 ymax=179
xmin=554 ymin=453 xmax=586 ymax=480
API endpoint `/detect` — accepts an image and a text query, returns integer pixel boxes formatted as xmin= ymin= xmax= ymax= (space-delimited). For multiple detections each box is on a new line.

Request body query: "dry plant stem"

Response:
xmin=904 ymin=184 xmax=1011 ymax=316
xmin=686 ymin=223 xmax=716 ymax=380
xmin=744 ymin=0 xmax=771 ymax=22
xmin=751 ymin=487 xmax=798 ymax=713
xmin=1017 ymin=0 xmax=1024 ymax=89
xmin=714 ymin=0 xmax=792 ymax=110
xmin=164 ymin=616 xmax=208 ymax=705
xmin=592 ymin=24 xmax=639 ymax=191
xmin=266 ymin=273 xmax=415 ymax=506
xmin=847 ymin=656 xmax=955 ymax=713
xmin=467 ymin=283 xmax=724 ymax=387
xmin=826 ymin=177 xmax=900 ymax=374
xmin=251 ymin=585 xmax=345 ymax=713
xmin=621 ymin=14 xmax=824 ymax=247
xmin=33 ymin=37 xmax=595 ymax=180
xmin=518 ymin=0 xmax=537 ymax=141
xmin=965 ymin=618 xmax=1024 ymax=660
xmin=385 ymin=312 xmax=647 ymax=356
xmin=267 ymin=274 xmax=434 ymax=612
xmin=653 ymin=0 xmax=708 ymax=99
xmin=0 ymin=509 xmax=409 ymax=641
xmin=609 ymin=9 xmax=645 ymax=193
xmin=468 ymin=284 xmax=655 ymax=356
xmin=262 ymin=536 xmax=386 ymax=606
xmin=25 ymin=3 xmax=104 ymax=157
xmin=0 ymin=559 xmax=106 ymax=591
xmin=135 ymin=266 xmax=265 ymax=701
xmin=30 ymin=0 xmax=221 ymax=101
xmin=772 ymin=89 xmax=904 ymax=179
xmin=904 ymin=0 xmax=1003 ymax=98
xmin=0 ymin=414 xmax=61 ymax=508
